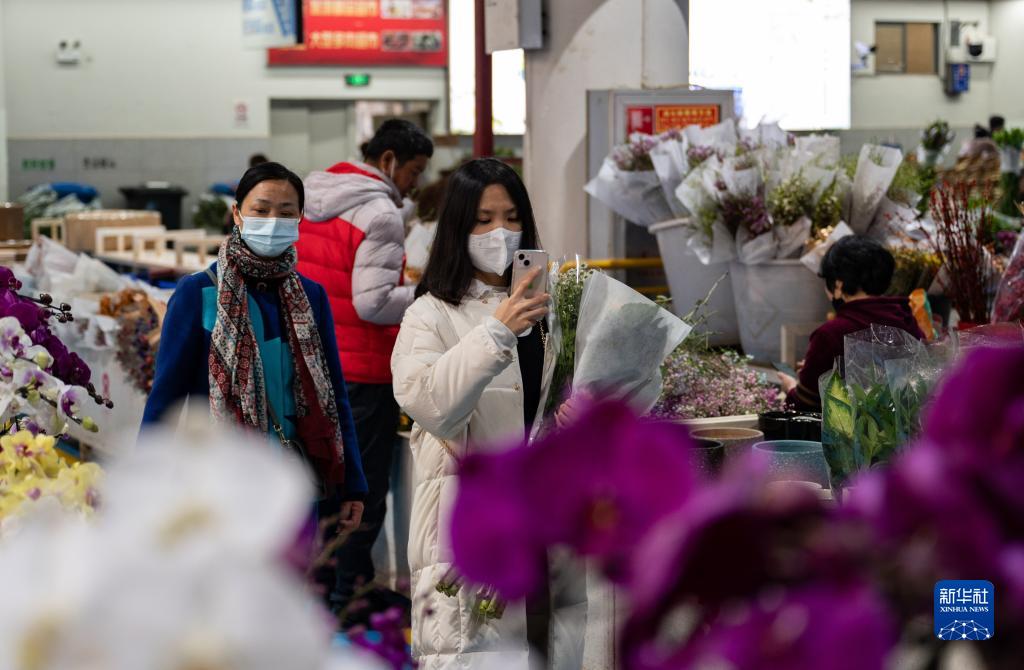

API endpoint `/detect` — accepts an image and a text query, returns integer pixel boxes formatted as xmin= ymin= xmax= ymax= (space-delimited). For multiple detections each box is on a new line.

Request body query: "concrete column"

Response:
xmin=0 ymin=0 xmax=8 ymax=201
xmin=523 ymin=0 xmax=688 ymax=260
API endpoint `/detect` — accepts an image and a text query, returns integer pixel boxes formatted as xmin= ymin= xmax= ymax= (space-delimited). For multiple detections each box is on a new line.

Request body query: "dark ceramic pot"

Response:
xmin=758 ymin=411 xmax=822 ymax=442
xmin=690 ymin=437 xmax=725 ymax=474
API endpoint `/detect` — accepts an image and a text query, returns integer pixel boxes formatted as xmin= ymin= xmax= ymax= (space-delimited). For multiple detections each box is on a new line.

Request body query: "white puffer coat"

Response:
xmin=392 ymin=283 xmax=589 ymax=670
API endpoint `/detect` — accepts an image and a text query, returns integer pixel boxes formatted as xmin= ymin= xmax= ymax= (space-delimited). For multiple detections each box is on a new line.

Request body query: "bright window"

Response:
xmin=448 ymin=1 xmax=526 ymax=135
xmin=689 ymin=0 xmax=851 ymax=130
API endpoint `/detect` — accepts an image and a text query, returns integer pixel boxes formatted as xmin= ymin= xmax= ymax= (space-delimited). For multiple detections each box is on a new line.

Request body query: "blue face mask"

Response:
xmin=240 ymin=216 xmax=300 ymax=258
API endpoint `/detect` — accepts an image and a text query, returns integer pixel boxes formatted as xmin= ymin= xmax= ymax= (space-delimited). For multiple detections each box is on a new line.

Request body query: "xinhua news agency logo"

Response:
xmin=934 ymin=580 xmax=995 ymax=641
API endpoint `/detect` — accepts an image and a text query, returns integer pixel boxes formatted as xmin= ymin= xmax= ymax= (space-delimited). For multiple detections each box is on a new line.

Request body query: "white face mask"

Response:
xmin=468 ymin=227 xmax=522 ymax=275
xmin=240 ymin=216 xmax=300 ymax=258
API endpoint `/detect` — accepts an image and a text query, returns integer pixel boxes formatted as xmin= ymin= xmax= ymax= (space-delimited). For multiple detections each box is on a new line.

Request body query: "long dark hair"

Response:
xmin=236 ymin=161 xmax=305 ymax=210
xmin=417 ymin=158 xmax=540 ymax=305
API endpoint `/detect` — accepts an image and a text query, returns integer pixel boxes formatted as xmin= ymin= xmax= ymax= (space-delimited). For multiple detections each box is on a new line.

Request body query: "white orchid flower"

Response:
xmin=98 ymin=415 xmax=313 ymax=571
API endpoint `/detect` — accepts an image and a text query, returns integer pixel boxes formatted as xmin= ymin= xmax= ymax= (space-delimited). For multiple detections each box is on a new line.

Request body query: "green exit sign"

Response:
xmin=345 ymin=73 xmax=372 ymax=88
xmin=22 ymin=158 xmax=56 ymax=171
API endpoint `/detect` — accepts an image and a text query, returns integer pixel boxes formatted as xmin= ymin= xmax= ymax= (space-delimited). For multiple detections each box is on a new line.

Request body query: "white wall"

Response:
xmin=524 ymin=0 xmax=688 ymax=260
xmin=851 ymin=0 xmax=992 ymax=129
xmin=1 ymin=0 xmax=447 ymax=139
xmin=0 ymin=0 xmax=8 ymax=199
xmin=990 ymin=0 xmax=1024 ymax=126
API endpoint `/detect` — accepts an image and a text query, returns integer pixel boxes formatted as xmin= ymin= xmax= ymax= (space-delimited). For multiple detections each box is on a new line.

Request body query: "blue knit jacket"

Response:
xmin=142 ymin=263 xmax=368 ymax=499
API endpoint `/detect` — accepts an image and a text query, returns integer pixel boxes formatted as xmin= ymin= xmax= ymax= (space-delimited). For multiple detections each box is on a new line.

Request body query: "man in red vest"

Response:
xmin=296 ymin=119 xmax=433 ymax=611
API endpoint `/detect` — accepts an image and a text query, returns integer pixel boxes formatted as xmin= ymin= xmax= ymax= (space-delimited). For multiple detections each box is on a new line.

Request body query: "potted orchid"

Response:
xmin=0 ymin=267 xmax=110 ymax=437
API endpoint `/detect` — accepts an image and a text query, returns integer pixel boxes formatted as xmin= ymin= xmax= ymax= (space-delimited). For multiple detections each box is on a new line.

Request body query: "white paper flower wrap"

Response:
xmin=584 ymin=157 xmax=675 ymax=228
xmin=850 ymin=144 xmax=904 ymax=234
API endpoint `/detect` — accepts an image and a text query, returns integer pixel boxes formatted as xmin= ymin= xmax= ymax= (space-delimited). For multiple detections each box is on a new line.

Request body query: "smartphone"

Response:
xmin=772 ymin=362 xmax=798 ymax=379
xmin=510 ymin=250 xmax=549 ymax=299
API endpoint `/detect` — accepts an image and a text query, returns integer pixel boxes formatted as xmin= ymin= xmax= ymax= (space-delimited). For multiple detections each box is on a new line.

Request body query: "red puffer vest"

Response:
xmin=295 ymin=164 xmax=402 ymax=384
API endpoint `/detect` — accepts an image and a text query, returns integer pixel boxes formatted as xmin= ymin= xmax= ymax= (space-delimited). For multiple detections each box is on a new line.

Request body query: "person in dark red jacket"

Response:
xmin=780 ymin=236 xmax=925 ymax=410
xmin=295 ymin=120 xmax=433 ymax=612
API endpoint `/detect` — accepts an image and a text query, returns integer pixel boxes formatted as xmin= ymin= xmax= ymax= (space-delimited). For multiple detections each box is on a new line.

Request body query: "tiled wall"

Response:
xmin=7 ymin=138 xmax=269 ymax=227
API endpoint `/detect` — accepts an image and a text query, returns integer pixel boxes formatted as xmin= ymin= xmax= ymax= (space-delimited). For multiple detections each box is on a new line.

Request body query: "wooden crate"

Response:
xmin=64 ymin=210 xmax=161 ymax=253
xmin=0 ymin=203 xmax=25 ymax=241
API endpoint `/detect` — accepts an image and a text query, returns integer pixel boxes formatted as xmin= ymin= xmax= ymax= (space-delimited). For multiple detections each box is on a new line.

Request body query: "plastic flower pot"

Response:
xmin=916 ymin=146 xmax=941 ymax=168
xmin=689 ymin=427 xmax=763 ymax=461
xmin=758 ymin=411 xmax=822 ymax=442
xmin=650 ymin=218 xmax=739 ymax=345
xmin=753 ymin=439 xmax=831 ymax=488
xmin=729 ymin=259 xmax=831 ymax=362
xmin=690 ymin=437 xmax=725 ymax=474
xmin=1000 ymin=146 xmax=1022 ymax=174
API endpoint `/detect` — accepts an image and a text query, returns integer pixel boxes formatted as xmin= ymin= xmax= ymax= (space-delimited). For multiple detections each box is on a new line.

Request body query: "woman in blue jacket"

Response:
xmin=143 ymin=162 xmax=367 ymax=527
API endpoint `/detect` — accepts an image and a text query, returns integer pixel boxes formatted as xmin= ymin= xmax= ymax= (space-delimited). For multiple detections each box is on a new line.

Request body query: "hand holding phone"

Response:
xmin=510 ymin=250 xmax=549 ymax=299
xmin=495 ymin=264 xmax=550 ymax=336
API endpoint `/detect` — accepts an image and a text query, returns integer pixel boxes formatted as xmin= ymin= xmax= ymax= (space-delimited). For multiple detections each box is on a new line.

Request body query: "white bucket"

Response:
xmin=1000 ymin=146 xmax=1022 ymax=174
xmin=729 ymin=259 xmax=831 ymax=362
xmin=651 ymin=218 xmax=739 ymax=345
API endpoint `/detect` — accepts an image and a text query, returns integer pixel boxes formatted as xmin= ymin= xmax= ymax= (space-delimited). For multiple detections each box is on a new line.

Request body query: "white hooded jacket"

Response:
xmin=392 ymin=282 xmax=591 ymax=669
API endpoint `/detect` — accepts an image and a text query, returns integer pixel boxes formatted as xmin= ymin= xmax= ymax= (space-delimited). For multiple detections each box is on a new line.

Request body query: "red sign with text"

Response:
xmin=655 ymin=105 xmax=720 ymax=133
xmin=269 ymin=0 xmax=447 ymax=67
xmin=626 ymin=104 xmax=721 ymax=135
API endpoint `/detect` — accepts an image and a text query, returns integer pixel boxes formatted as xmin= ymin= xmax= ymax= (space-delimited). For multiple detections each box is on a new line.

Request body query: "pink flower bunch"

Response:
xmin=652 ymin=348 xmax=783 ymax=420
xmin=722 ymin=190 xmax=771 ymax=237
xmin=611 ymin=135 xmax=659 ymax=172
xmin=687 ymin=144 xmax=717 ymax=169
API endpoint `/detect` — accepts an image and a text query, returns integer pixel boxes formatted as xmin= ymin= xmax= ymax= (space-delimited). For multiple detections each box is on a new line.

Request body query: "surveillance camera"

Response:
xmin=968 ymin=42 xmax=983 ymax=58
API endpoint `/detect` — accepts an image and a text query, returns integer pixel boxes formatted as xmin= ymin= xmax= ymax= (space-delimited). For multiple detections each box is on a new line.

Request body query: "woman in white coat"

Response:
xmin=392 ymin=159 xmax=586 ymax=669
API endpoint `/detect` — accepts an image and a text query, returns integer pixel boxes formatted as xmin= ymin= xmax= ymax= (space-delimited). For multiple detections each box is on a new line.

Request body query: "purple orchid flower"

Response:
xmin=626 ymin=583 xmax=896 ymax=670
xmin=450 ymin=401 xmax=701 ymax=598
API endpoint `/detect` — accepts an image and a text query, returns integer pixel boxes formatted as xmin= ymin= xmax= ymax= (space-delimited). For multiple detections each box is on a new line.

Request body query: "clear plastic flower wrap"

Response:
xmin=992 ymin=233 xmax=1024 ymax=323
xmin=819 ymin=362 xmax=857 ymax=488
xmin=844 ymin=325 xmax=925 ymax=467
xmin=573 ymin=273 xmax=691 ymax=413
xmin=884 ymin=338 xmax=954 ymax=445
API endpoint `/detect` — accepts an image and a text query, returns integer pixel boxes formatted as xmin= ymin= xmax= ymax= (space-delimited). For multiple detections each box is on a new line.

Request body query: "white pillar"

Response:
xmin=0 ymin=0 xmax=8 ymax=201
xmin=523 ymin=0 xmax=688 ymax=260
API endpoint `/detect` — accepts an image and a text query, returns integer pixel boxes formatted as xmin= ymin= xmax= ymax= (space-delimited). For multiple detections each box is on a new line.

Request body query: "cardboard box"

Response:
xmin=0 ymin=203 xmax=25 ymax=241
xmin=64 ymin=210 xmax=162 ymax=253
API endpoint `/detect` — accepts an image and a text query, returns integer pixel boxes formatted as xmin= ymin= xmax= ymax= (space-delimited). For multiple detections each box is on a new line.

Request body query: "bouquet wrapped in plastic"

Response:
xmin=584 ymin=134 xmax=674 ymax=227
xmin=674 ymin=155 xmax=738 ymax=265
xmin=569 ymin=272 xmax=692 ymax=414
xmin=548 ymin=268 xmax=692 ymax=413
xmin=819 ymin=362 xmax=856 ymax=488
xmin=992 ymin=233 xmax=1024 ymax=323
xmin=800 ymin=222 xmax=854 ymax=274
xmin=844 ymin=325 xmax=926 ymax=467
xmin=849 ymin=144 xmax=903 ymax=234
xmin=649 ymin=129 xmax=690 ymax=218
xmin=885 ymin=338 xmax=953 ymax=445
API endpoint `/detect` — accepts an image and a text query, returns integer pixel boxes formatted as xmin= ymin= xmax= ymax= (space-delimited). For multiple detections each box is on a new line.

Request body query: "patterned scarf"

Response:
xmin=209 ymin=229 xmax=345 ymax=490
